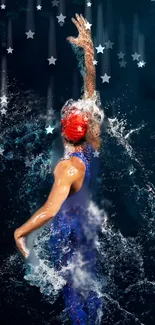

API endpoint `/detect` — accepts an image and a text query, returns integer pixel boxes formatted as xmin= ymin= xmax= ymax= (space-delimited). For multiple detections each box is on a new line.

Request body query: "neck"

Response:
xmin=63 ymin=140 xmax=86 ymax=154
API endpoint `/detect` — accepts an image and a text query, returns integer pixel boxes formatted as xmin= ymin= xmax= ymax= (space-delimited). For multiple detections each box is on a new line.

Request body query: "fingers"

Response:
xmin=71 ymin=17 xmax=82 ymax=32
xmin=75 ymin=13 xmax=84 ymax=27
xmin=80 ymin=14 xmax=87 ymax=26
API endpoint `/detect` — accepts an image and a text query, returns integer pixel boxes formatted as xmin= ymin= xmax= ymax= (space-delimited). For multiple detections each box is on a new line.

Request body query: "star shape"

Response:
xmin=56 ymin=13 xmax=66 ymax=23
xmin=25 ymin=30 xmax=35 ymax=39
xmin=117 ymin=51 xmax=125 ymax=59
xmin=36 ymin=5 xmax=42 ymax=10
xmin=119 ymin=60 xmax=127 ymax=67
xmin=101 ymin=73 xmax=111 ymax=83
xmin=7 ymin=47 xmax=13 ymax=54
xmin=93 ymin=60 xmax=98 ymax=65
xmin=85 ymin=21 xmax=92 ymax=30
xmin=137 ymin=60 xmax=146 ymax=68
xmin=105 ymin=40 xmax=114 ymax=49
xmin=47 ymin=56 xmax=57 ymax=65
xmin=46 ymin=125 xmax=54 ymax=134
xmin=95 ymin=44 xmax=105 ymax=54
xmin=1 ymin=4 xmax=6 ymax=9
xmin=1 ymin=108 xmax=7 ymax=115
xmin=48 ymin=108 xmax=55 ymax=116
xmin=1 ymin=95 xmax=7 ymax=106
xmin=77 ymin=126 xmax=82 ymax=132
xmin=51 ymin=0 xmax=59 ymax=6
xmin=25 ymin=159 xmax=31 ymax=167
xmin=93 ymin=150 xmax=100 ymax=158
xmin=0 ymin=147 xmax=4 ymax=155
xmin=87 ymin=1 xmax=92 ymax=6
xmin=131 ymin=52 xmax=141 ymax=61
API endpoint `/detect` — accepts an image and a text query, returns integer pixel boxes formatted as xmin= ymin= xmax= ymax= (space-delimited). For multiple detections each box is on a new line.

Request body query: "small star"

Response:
xmin=105 ymin=40 xmax=114 ymax=49
xmin=117 ymin=51 xmax=125 ymax=59
xmin=119 ymin=60 xmax=127 ymax=67
xmin=48 ymin=108 xmax=55 ymax=116
xmin=93 ymin=60 xmax=98 ymax=65
xmin=85 ymin=21 xmax=92 ymax=30
xmin=7 ymin=47 xmax=13 ymax=54
xmin=77 ymin=126 xmax=82 ymax=132
xmin=101 ymin=73 xmax=111 ymax=83
xmin=36 ymin=5 xmax=42 ymax=10
xmin=25 ymin=159 xmax=31 ymax=167
xmin=25 ymin=30 xmax=35 ymax=39
xmin=132 ymin=52 xmax=141 ymax=61
xmin=1 ymin=4 xmax=6 ymax=9
xmin=1 ymin=95 xmax=7 ymax=106
xmin=56 ymin=13 xmax=66 ymax=23
xmin=47 ymin=56 xmax=57 ymax=65
xmin=137 ymin=60 xmax=146 ymax=68
xmin=46 ymin=125 xmax=54 ymax=134
xmin=93 ymin=150 xmax=100 ymax=158
xmin=95 ymin=44 xmax=105 ymax=54
xmin=59 ymin=22 xmax=65 ymax=27
xmin=87 ymin=1 xmax=92 ymax=6
xmin=0 ymin=147 xmax=4 ymax=155
xmin=51 ymin=0 xmax=59 ymax=6
xmin=1 ymin=108 xmax=7 ymax=115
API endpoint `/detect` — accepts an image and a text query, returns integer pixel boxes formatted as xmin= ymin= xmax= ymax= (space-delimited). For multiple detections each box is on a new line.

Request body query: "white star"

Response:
xmin=95 ymin=44 xmax=105 ymax=54
xmin=132 ymin=52 xmax=141 ymax=61
xmin=77 ymin=126 xmax=82 ymax=132
xmin=105 ymin=40 xmax=114 ymax=49
xmin=36 ymin=5 xmax=42 ymax=10
xmin=56 ymin=13 xmax=66 ymax=23
xmin=1 ymin=108 xmax=7 ymax=115
xmin=0 ymin=147 xmax=4 ymax=155
xmin=25 ymin=159 xmax=31 ymax=167
xmin=85 ymin=21 xmax=92 ymax=30
xmin=93 ymin=60 xmax=98 ymax=65
xmin=1 ymin=4 xmax=6 ymax=9
xmin=137 ymin=60 xmax=146 ymax=68
xmin=87 ymin=1 xmax=92 ymax=6
xmin=1 ymin=95 xmax=7 ymax=106
xmin=48 ymin=107 xmax=55 ymax=116
xmin=46 ymin=125 xmax=54 ymax=134
xmin=51 ymin=0 xmax=59 ymax=6
xmin=7 ymin=47 xmax=13 ymax=54
xmin=117 ymin=51 xmax=125 ymax=59
xmin=119 ymin=60 xmax=127 ymax=68
xmin=25 ymin=30 xmax=35 ymax=39
xmin=101 ymin=73 xmax=111 ymax=83
xmin=93 ymin=150 xmax=100 ymax=158
xmin=47 ymin=56 xmax=57 ymax=65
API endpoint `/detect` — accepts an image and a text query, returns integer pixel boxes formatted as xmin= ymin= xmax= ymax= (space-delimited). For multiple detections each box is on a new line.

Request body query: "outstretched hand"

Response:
xmin=67 ymin=13 xmax=93 ymax=49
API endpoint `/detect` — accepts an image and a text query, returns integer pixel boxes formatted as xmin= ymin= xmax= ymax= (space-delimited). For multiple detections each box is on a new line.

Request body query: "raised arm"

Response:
xmin=67 ymin=14 xmax=95 ymax=98
xmin=14 ymin=160 xmax=80 ymax=258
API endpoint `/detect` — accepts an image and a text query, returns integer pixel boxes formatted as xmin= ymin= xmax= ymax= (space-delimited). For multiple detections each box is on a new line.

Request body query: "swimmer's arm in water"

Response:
xmin=14 ymin=161 xmax=80 ymax=258
xmin=67 ymin=14 xmax=95 ymax=98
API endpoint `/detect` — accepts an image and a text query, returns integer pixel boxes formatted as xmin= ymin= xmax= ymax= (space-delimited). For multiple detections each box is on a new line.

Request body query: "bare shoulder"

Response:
xmin=53 ymin=157 xmax=85 ymax=180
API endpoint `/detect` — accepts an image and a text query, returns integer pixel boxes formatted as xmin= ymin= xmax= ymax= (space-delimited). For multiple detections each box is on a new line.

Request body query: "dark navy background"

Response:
xmin=0 ymin=0 xmax=155 ymax=324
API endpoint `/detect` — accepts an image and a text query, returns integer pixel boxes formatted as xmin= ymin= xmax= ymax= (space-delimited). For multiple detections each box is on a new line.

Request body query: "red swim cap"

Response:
xmin=60 ymin=107 xmax=88 ymax=143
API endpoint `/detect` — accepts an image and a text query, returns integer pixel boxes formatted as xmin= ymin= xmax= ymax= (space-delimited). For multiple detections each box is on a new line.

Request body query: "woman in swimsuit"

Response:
xmin=14 ymin=14 xmax=104 ymax=325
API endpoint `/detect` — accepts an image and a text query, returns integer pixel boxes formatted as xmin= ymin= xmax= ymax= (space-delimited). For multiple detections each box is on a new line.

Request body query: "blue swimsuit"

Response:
xmin=48 ymin=143 xmax=102 ymax=324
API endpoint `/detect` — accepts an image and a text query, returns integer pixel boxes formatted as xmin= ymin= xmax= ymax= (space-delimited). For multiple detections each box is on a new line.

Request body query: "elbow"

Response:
xmin=14 ymin=228 xmax=20 ymax=241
